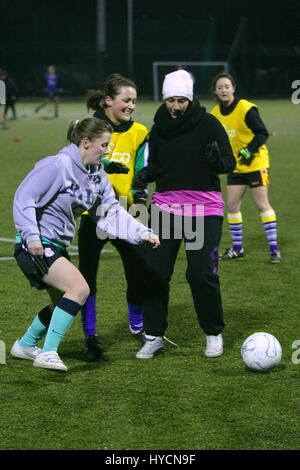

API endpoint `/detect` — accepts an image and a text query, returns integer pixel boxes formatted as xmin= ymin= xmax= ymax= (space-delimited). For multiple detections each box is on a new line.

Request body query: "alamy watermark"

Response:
xmin=0 ymin=80 xmax=6 ymax=104
xmin=95 ymin=197 xmax=205 ymax=251
xmin=291 ymin=340 xmax=300 ymax=364
xmin=291 ymin=80 xmax=300 ymax=104
xmin=0 ymin=340 xmax=6 ymax=364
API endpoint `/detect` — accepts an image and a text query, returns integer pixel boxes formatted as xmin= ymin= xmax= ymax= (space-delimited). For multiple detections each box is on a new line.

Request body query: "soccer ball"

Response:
xmin=241 ymin=332 xmax=282 ymax=371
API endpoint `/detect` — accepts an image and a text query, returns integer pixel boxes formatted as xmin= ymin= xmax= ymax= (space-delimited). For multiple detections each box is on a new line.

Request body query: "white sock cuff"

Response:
xmin=227 ymin=212 xmax=242 ymax=222
xmin=260 ymin=209 xmax=275 ymax=219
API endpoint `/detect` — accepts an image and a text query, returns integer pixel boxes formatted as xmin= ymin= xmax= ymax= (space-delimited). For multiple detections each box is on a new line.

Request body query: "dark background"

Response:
xmin=0 ymin=0 xmax=299 ymax=97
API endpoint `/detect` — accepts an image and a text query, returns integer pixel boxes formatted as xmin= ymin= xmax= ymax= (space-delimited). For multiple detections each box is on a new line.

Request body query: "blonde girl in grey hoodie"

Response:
xmin=11 ymin=117 xmax=159 ymax=372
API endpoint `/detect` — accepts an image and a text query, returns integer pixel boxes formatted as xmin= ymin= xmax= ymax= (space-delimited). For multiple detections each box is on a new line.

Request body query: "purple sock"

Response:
xmin=269 ymin=242 xmax=279 ymax=254
xmin=128 ymin=304 xmax=143 ymax=331
xmin=81 ymin=295 xmax=96 ymax=337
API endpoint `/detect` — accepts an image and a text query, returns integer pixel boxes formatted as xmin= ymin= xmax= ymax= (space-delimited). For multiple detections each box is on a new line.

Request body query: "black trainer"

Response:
xmin=219 ymin=247 xmax=244 ymax=260
xmin=129 ymin=325 xmax=144 ymax=340
xmin=85 ymin=335 xmax=103 ymax=361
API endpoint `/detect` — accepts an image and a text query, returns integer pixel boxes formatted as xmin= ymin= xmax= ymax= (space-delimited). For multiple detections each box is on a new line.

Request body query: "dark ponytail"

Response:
xmin=86 ymin=73 xmax=137 ymax=111
xmin=86 ymin=90 xmax=104 ymax=111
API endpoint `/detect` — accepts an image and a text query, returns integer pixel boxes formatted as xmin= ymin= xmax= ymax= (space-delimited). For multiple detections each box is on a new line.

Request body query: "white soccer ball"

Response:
xmin=241 ymin=332 xmax=282 ymax=371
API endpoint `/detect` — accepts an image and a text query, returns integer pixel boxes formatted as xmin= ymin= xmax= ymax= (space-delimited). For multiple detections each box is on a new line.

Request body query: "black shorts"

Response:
xmin=227 ymin=169 xmax=269 ymax=188
xmin=14 ymin=242 xmax=70 ymax=290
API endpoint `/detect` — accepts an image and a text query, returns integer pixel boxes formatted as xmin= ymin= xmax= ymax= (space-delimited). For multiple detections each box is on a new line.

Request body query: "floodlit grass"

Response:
xmin=0 ymin=99 xmax=299 ymax=450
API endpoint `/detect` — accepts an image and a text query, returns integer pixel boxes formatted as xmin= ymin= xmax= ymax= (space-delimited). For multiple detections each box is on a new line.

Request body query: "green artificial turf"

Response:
xmin=0 ymin=99 xmax=299 ymax=450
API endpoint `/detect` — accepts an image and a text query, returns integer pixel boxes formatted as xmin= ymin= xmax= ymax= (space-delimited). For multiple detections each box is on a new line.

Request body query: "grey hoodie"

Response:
xmin=13 ymin=143 xmax=151 ymax=247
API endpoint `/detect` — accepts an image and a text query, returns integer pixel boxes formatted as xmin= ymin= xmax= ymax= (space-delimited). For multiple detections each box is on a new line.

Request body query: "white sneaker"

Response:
xmin=33 ymin=351 xmax=68 ymax=372
xmin=136 ymin=336 xmax=164 ymax=359
xmin=10 ymin=339 xmax=41 ymax=361
xmin=204 ymin=334 xmax=223 ymax=357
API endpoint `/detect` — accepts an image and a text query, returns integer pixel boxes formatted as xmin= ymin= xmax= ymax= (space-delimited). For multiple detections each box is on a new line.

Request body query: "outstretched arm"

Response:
xmin=89 ymin=173 xmax=160 ymax=248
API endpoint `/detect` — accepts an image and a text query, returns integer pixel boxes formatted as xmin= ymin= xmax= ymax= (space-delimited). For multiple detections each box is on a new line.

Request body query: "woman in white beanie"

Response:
xmin=134 ymin=69 xmax=235 ymax=360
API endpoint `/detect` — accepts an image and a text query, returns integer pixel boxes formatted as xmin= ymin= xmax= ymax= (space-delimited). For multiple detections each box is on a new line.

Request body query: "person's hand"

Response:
xmin=27 ymin=241 xmax=49 ymax=275
xmin=141 ymin=232 xmax=160 ymax=249
xmin=105 ymin=162 xmax=129 ymax=174
xmin=28 ymin=240 xmax=44 ymax=256
xmin=238 ymin=147 xmax=255 ymax=166
xmin=133 ymin=168 xmax=148 ymax=190
xmin=204 ymin=141 xmax=221 ymax=169
xmin=133 ymin=190 xmax=148 ymax=204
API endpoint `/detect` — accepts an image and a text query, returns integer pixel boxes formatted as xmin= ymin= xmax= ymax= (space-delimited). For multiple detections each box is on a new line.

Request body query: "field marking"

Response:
xmin=1 ymin=253 xmax=77 ymax=261
xmin=0 ymin=236 xmax=78 ymax=249
xmin=0 ymin=250 xmax=113 ymax=262
xmin=0 ymin=236 xmax=113 ymax=260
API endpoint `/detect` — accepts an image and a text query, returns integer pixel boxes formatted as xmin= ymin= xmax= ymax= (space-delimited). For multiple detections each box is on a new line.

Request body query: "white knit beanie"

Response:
xmin=162 ymin=70 xmax=194 ymax=101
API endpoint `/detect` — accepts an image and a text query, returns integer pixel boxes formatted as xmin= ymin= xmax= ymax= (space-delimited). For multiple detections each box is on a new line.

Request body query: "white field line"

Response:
xmin=0 ymin=237 xmax=112 ymax=261
xmin=0 ymin=236 xmax=78 ymax=249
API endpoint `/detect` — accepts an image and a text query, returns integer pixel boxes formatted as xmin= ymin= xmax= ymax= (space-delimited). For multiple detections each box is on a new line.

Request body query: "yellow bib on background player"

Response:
xmin=211 ymin=99 xmax=269 ymax=173
xmin=105 ymin=121 xmax=148 ymax=205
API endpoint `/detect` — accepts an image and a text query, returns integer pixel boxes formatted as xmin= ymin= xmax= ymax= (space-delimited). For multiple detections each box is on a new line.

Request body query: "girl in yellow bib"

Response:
xmin=78 ymin=74 xmax=150 ymax=360
xmin=211 ymin=72 xmax=281 ymax=263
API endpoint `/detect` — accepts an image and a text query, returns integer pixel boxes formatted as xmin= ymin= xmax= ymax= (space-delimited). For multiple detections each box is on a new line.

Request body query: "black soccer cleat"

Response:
xmin=219 ymin=247 xmax=244 ymax=260
xmin=85 ymin=335 xmax=104 ymax=361
xmin=270 ymin=251 xmax=282 ymax=263
xmin=129 ymin=325 xmax=144 ymax=340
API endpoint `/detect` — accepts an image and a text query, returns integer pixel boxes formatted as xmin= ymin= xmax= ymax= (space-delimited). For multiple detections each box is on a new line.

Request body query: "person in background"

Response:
xmin=0 ymin=68 xmax=9 ymax=129
xmin=78 ymin=74 xmax=149 ymax=361
xmin=211 ymin=72 xmax=281 ymax=263
xmin=1 ymin=70 xmax=18 ymax=120
xmin=11 ymin=117 xmax=159 ymax=372
xmin=134 ymin=69 xmax=235 ymax=360
xmin=35 ymin=65 xmax=60 ymax=118
xmin=0 ymin=104 xmax=7 ymax=129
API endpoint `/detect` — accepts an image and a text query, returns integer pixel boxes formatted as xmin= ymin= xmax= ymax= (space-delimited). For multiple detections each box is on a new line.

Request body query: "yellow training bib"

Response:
xmin=211 ymin=99 xmax=269 ymax=173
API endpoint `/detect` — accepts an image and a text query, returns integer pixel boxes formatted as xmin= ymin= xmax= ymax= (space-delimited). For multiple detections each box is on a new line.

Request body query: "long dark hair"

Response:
xmin=86 ymin=73 xmax=137 ymax=111
xmin=67 ymin=117 xmax=112 ymax=145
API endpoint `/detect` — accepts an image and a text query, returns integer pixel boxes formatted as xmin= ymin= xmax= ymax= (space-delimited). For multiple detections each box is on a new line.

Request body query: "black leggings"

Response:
xmin=143 ymin=210 xmax=225 ymax=336
xmin=78 ymin=215 xmax=145 ymax=306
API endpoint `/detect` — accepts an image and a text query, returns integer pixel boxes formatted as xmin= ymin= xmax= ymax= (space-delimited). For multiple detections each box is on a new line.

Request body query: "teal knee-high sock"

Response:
xmin=19 ymin=305 xmax=53 ymax=348
xmin=42 ymin=298 xmax=81 ymax=352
